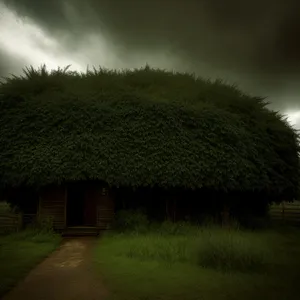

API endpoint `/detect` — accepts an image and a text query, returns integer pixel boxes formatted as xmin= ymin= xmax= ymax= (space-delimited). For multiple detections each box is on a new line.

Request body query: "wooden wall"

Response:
xmin=38 ymin=182 xmax=114 ymax=230
xmin=38 ymin=185 xmax=66 ymax=230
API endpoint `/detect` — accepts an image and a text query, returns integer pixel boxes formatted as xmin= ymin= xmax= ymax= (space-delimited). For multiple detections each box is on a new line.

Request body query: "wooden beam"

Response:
xmin=38 ymin=194 xmax=42 ymax=223
xmin=64 ymin=185 xmax=67 ymax=228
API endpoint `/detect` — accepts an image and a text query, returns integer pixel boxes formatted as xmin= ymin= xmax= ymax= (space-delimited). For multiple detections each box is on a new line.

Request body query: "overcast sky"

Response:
xmin=0 ymin=0 xmax=300 ymax=128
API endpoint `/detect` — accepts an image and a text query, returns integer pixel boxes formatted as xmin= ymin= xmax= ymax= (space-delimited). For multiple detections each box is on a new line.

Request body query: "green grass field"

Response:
xmin=0 ymin=230 xmax=61 ymax=297
xmin=93 ymin=223 xmax=300 ymax=300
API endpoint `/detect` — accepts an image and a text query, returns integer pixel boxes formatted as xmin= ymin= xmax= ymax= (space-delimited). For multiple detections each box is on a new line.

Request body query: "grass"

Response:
xmin=0 ymin=229 xmax=61 ymax=297
xmin=0 ymin=201 xmax=13 ymax=213
xmin=93 ymin=222 xmax=300 ymax=300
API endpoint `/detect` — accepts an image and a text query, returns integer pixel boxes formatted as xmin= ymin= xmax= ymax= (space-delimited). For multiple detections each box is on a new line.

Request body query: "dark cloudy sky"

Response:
xmin=0 ymin=0 xmax=300 ymax=128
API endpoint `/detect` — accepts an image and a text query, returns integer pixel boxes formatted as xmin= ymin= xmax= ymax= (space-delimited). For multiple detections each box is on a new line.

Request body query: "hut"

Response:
xmin=0 ymin=65 xmax=299 ymax=232
xmin=39 ymin=181 xmax=114 ymax=230
xmin=3 ymin=181 xmax=114 ymax=234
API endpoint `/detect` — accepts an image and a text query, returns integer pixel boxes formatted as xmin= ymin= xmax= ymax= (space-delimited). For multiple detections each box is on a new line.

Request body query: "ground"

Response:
xmin=1 ymin=224 xmax=300 ymax=300
xmin=2 ymin=238 xmax=108 ymax=300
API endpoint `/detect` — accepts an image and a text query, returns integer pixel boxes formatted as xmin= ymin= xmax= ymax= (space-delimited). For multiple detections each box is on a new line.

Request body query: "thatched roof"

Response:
xmin=0 ymin=65 xmax=299 ymax=199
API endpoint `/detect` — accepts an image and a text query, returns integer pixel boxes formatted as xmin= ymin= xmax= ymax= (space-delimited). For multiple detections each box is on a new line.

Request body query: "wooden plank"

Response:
xmin=64 ymin=186 xmax=67 ymax=228
xmin=0 ymin=213 xmax=18 ymax=218
xmin=271 ymin=207 xmax=300 ymax=211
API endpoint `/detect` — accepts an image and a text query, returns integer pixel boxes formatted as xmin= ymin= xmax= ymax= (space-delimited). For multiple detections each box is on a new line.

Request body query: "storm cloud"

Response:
xmin=1 ymin=0 xmax=300 ymax=126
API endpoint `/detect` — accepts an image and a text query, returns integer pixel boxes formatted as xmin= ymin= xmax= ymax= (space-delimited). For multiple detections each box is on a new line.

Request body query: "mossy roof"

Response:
xmin=0 ymin=65 xmax=299 ymax=199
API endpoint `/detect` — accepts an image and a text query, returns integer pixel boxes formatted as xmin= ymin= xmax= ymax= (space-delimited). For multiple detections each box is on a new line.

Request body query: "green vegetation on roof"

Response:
xmin=0 ymin=65 xmax=299 ymax=200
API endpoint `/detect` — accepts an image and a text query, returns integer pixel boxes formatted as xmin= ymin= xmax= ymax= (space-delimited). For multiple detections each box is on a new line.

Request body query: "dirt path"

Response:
xmin=2 ymin=238 xmax=108 ymax=300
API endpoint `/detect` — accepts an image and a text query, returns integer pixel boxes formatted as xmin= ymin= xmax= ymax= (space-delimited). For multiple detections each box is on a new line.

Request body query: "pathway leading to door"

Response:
xmin=2 ymin=238 xmax=108 ymax=300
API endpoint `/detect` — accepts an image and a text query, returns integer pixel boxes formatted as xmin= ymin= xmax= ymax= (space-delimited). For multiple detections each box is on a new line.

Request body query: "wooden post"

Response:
xmin=38 ymin=195 xmax=42 ymax=224
xmin=222 ymin=205 xmax=230 ymax=228
xmin=173 ymin=198 xmax=177 ymax=222
xmin=165 ymin=198 xmax=171 ymax=221
xmin=18 ymin=213 xmax=23 ymax=231
xmin=282 ymin=202 xmax=285 ymax=222
xmin=64 ymin=186 xmax=67 ymax=228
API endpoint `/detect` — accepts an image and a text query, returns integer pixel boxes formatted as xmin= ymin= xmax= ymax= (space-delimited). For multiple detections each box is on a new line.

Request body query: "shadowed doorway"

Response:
xmin=66 ymin=182 xmax=97 ymax=227
xmin=67 ymin=183 xmax=85 ymax=226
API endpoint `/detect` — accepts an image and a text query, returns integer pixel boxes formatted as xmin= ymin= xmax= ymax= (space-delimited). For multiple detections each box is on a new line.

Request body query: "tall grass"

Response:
xmin=195 ymin=228 xmax=269 ymax=272
xmin=95 ymin=211 xmax=300 ymax=300
xmin=104 ymin=210 xmax=273 ymax=273
xmin=105 ymin=229 xmax=270 ymax=273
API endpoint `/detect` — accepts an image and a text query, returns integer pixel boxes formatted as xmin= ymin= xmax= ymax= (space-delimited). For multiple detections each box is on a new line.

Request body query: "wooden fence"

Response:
xmin=22 ymin=214 xmax=37 ymax=227
xmin=269 ymin=201 xmax=300 ymax=225
xmin=0 ymin=213 xmax=22 ymax=234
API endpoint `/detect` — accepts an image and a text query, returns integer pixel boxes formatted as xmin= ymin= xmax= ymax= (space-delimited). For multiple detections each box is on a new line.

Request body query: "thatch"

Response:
xmin=0 ymin=65 xmax=299 ymax=200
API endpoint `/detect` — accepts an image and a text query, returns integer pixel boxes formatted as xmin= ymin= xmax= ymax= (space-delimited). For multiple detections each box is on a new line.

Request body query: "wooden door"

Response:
xmin=84 ymin=187 xmax=97 ymax=226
